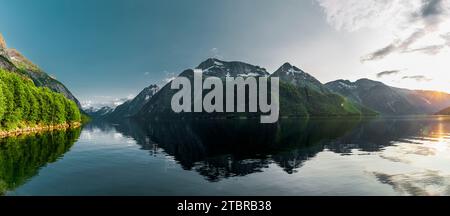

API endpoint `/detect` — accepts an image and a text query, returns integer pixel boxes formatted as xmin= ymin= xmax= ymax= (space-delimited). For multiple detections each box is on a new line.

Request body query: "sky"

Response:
xmin=1 ymin=0 xmax=450 ymax=108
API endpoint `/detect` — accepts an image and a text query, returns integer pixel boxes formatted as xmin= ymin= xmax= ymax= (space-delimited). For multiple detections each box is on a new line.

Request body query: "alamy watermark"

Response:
xmin=170 ymin=69 xmax=279 ymax=124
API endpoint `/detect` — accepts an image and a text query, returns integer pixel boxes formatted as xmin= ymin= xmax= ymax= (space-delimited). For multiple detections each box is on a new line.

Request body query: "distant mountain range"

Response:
xmin=131 ymin=58 xmax=374 ymax=122
xmin=83 ymin=106 xmax=115 ymax=119
xmin=436 ymin=107 xmax=450 ymax=115
xmin=4 ymin=32 xmax=449 ymax=124
xmin=271 ymin=62 xmax=375 ymax=117
xmin=84 ymin=84 xmax=160 ymax=121
xmin=0 ymin=33 xmax=82 ymax=109
xmin=106 ymin=85 xmax=160 ymax=121
xmin=87 ymin=58 xmax=450 ymax=121
xmin=325 ymin=79 xmax=450 ymax=115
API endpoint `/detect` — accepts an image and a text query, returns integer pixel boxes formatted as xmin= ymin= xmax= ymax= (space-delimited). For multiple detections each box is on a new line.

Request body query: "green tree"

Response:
xmin=0 ymin=80 xmax=5 ymax=121
xmin=11 ymin=75 xmax=27 ymax=121
xmin=26 ymin=87 xmax=40 ymax=124
xmin=0 ymin=74 xmax=19 ymax=129
xmin=0 ymin=69 xmax=82 ymax=131
xmin=53 ymin=93 xmax=66 ymax=124
xmin=65 ymin=99 xmax=81 ymax=122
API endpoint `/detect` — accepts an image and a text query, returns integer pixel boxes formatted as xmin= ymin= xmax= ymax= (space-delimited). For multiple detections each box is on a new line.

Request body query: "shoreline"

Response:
xmin=0 ymin=122 xmax=82 ymax=138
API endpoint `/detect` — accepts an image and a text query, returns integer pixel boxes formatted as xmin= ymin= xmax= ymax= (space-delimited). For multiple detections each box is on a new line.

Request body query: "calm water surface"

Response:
xmin=2 ymin=116 xmax=450 ymax=196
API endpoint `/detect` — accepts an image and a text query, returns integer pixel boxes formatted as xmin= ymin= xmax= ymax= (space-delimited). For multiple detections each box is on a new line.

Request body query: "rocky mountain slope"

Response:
xmin=272 ymin=63 xmax=326 ymax=93
xmin=83 ymin=106 xmax=115 ymax=119
xmin=197 ymin=58 xmax=270 ymax=78
xmin=0 ymin=33 xmax=82 ymax=109
xmin=436 ymin=107 xmax=450 ymax=115
xmin=134 ymin=58 xmax=374 ymax=122
xmin=271 ymin=63 xmax=375 ymax=116
xmin=105 ymin=84 xmax=160 ymax=120
xmin=325 ymin=79 xmax=450 ymax=115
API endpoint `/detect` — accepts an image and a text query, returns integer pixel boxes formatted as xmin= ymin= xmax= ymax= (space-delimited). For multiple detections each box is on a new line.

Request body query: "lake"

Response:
xmin=2 ymin=116 xmax=450 ymax=196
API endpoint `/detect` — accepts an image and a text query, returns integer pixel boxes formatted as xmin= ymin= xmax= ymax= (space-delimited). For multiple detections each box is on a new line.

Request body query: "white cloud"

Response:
xmin=81 ymin=95 xmax=135 ymax=110
xmin=316 ymin=0 xmax=417 ymax=32
xmin=162 ymin=71 xmax=176 ymax=84
xmin=315 ymin=0 xmax=448 ymax=32
xmin=163 ymin=77 xmax=176 ymax=83
xmin=210 ymin=47 xmax=223 ymax=59
xmin=316 ymin=0 xmax=450 ymax=60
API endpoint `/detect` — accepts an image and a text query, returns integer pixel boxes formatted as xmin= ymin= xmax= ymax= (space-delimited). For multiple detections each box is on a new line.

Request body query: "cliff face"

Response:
xmin=0 ymin=34 xmax=6 ymax=49
xmin=0 ymin=34 xmax=18 ymax=72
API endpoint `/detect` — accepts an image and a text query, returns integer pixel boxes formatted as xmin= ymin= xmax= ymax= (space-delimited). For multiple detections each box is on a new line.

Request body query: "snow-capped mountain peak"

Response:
xmin=196 ymin=58 xmax=269 ymax=78
xmin=272 ymin=62 xmax=325 ymax=92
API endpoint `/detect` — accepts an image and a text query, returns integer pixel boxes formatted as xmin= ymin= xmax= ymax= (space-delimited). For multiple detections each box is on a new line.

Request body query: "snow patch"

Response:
xmin=337 ymin=81 xmax=357 ymax=89
xmin=238 ymin=72 xmax=260 ymax=77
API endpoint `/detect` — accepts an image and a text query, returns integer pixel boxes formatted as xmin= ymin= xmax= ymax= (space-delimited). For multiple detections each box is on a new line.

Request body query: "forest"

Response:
xmin=0 ymin=69 xmax=81 ymax=131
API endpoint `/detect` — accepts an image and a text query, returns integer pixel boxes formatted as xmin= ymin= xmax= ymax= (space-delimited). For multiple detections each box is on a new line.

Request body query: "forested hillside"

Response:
xmin=0 ymin=33 xmax=82 ymax=109
xmin=0 ymin=69 xmax=81 ymax=132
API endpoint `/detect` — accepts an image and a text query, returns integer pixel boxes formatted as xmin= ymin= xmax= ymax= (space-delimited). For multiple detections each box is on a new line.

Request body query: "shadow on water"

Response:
xmin=0 ymin=128 xmax=82 ymax=195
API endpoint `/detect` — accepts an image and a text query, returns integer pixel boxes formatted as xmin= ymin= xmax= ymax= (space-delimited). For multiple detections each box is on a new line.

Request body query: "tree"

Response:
xmin=0 ymin=69 xmax=82 ymax=131
xmin=53 ymin=93 xmax=66 ymax=124
xmin=65 ymin=99 xmax=81 ymax=122
xmin=25 ymin=87 xmax=40 ymax=124
xmin=0 ymin=80 xmax=5 ymax=121
xmin=11 ymin=75 xmax=27 ymax=121
xmin=0 ymin=73 xmax=18 ymax=129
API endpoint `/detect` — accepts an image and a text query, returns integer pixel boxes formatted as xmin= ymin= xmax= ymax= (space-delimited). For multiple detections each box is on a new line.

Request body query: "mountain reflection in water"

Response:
xmin=2 ymin=116 xmax=450 ymax=195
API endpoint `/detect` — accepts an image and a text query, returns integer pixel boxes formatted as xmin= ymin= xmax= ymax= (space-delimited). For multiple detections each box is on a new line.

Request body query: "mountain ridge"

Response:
xmin=0 ymin=33 xmax=82 ymax=109
xmin=325 ymin=79 xmax=450 ymax=115
xmin=436 ymin=107 xmax=450 ymax=115
xmin=196 ymin=58 xmax=270 ymax=78
xmin=104 ymin=84 xmax=160 ymax=121
xmin=133 ymin=58 xmax=374 ymax=122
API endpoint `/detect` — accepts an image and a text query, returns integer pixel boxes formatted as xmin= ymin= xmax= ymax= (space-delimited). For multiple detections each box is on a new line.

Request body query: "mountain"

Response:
xmin=134 ymin=59 xmax=374 ymax=122
xmin=84 ymin=106 xmax=115 ymax=119
xmin=104 ymin=84 xmax=160 ymax=120
xmin=0 ymin=33 xmax=82 ymax=109
xmin=271 ymin=63 xmax=375 ymax=116
xmin=197 ymin=58 xmax=269 ymax=78
xmin=272 ymin=63 xmax=326 ymax=93
xmin=436 ymin=107 xmax=450 ymax=115
xmin=0 ymin=34 xmax=5 ymax=49
xmin=325 ymin=79 xmax=450 ymax=115
xmin=0 ymin=34 xmax=18 ymax=72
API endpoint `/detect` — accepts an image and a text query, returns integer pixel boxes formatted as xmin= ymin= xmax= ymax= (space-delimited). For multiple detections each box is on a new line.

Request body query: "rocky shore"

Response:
xmin=0 ymin=122 xmax=81 ymax=138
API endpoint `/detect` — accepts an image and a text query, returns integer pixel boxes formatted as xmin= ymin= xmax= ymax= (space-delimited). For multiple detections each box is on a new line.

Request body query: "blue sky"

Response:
xmin=1 ymin=0 xmax=450 ymax=107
